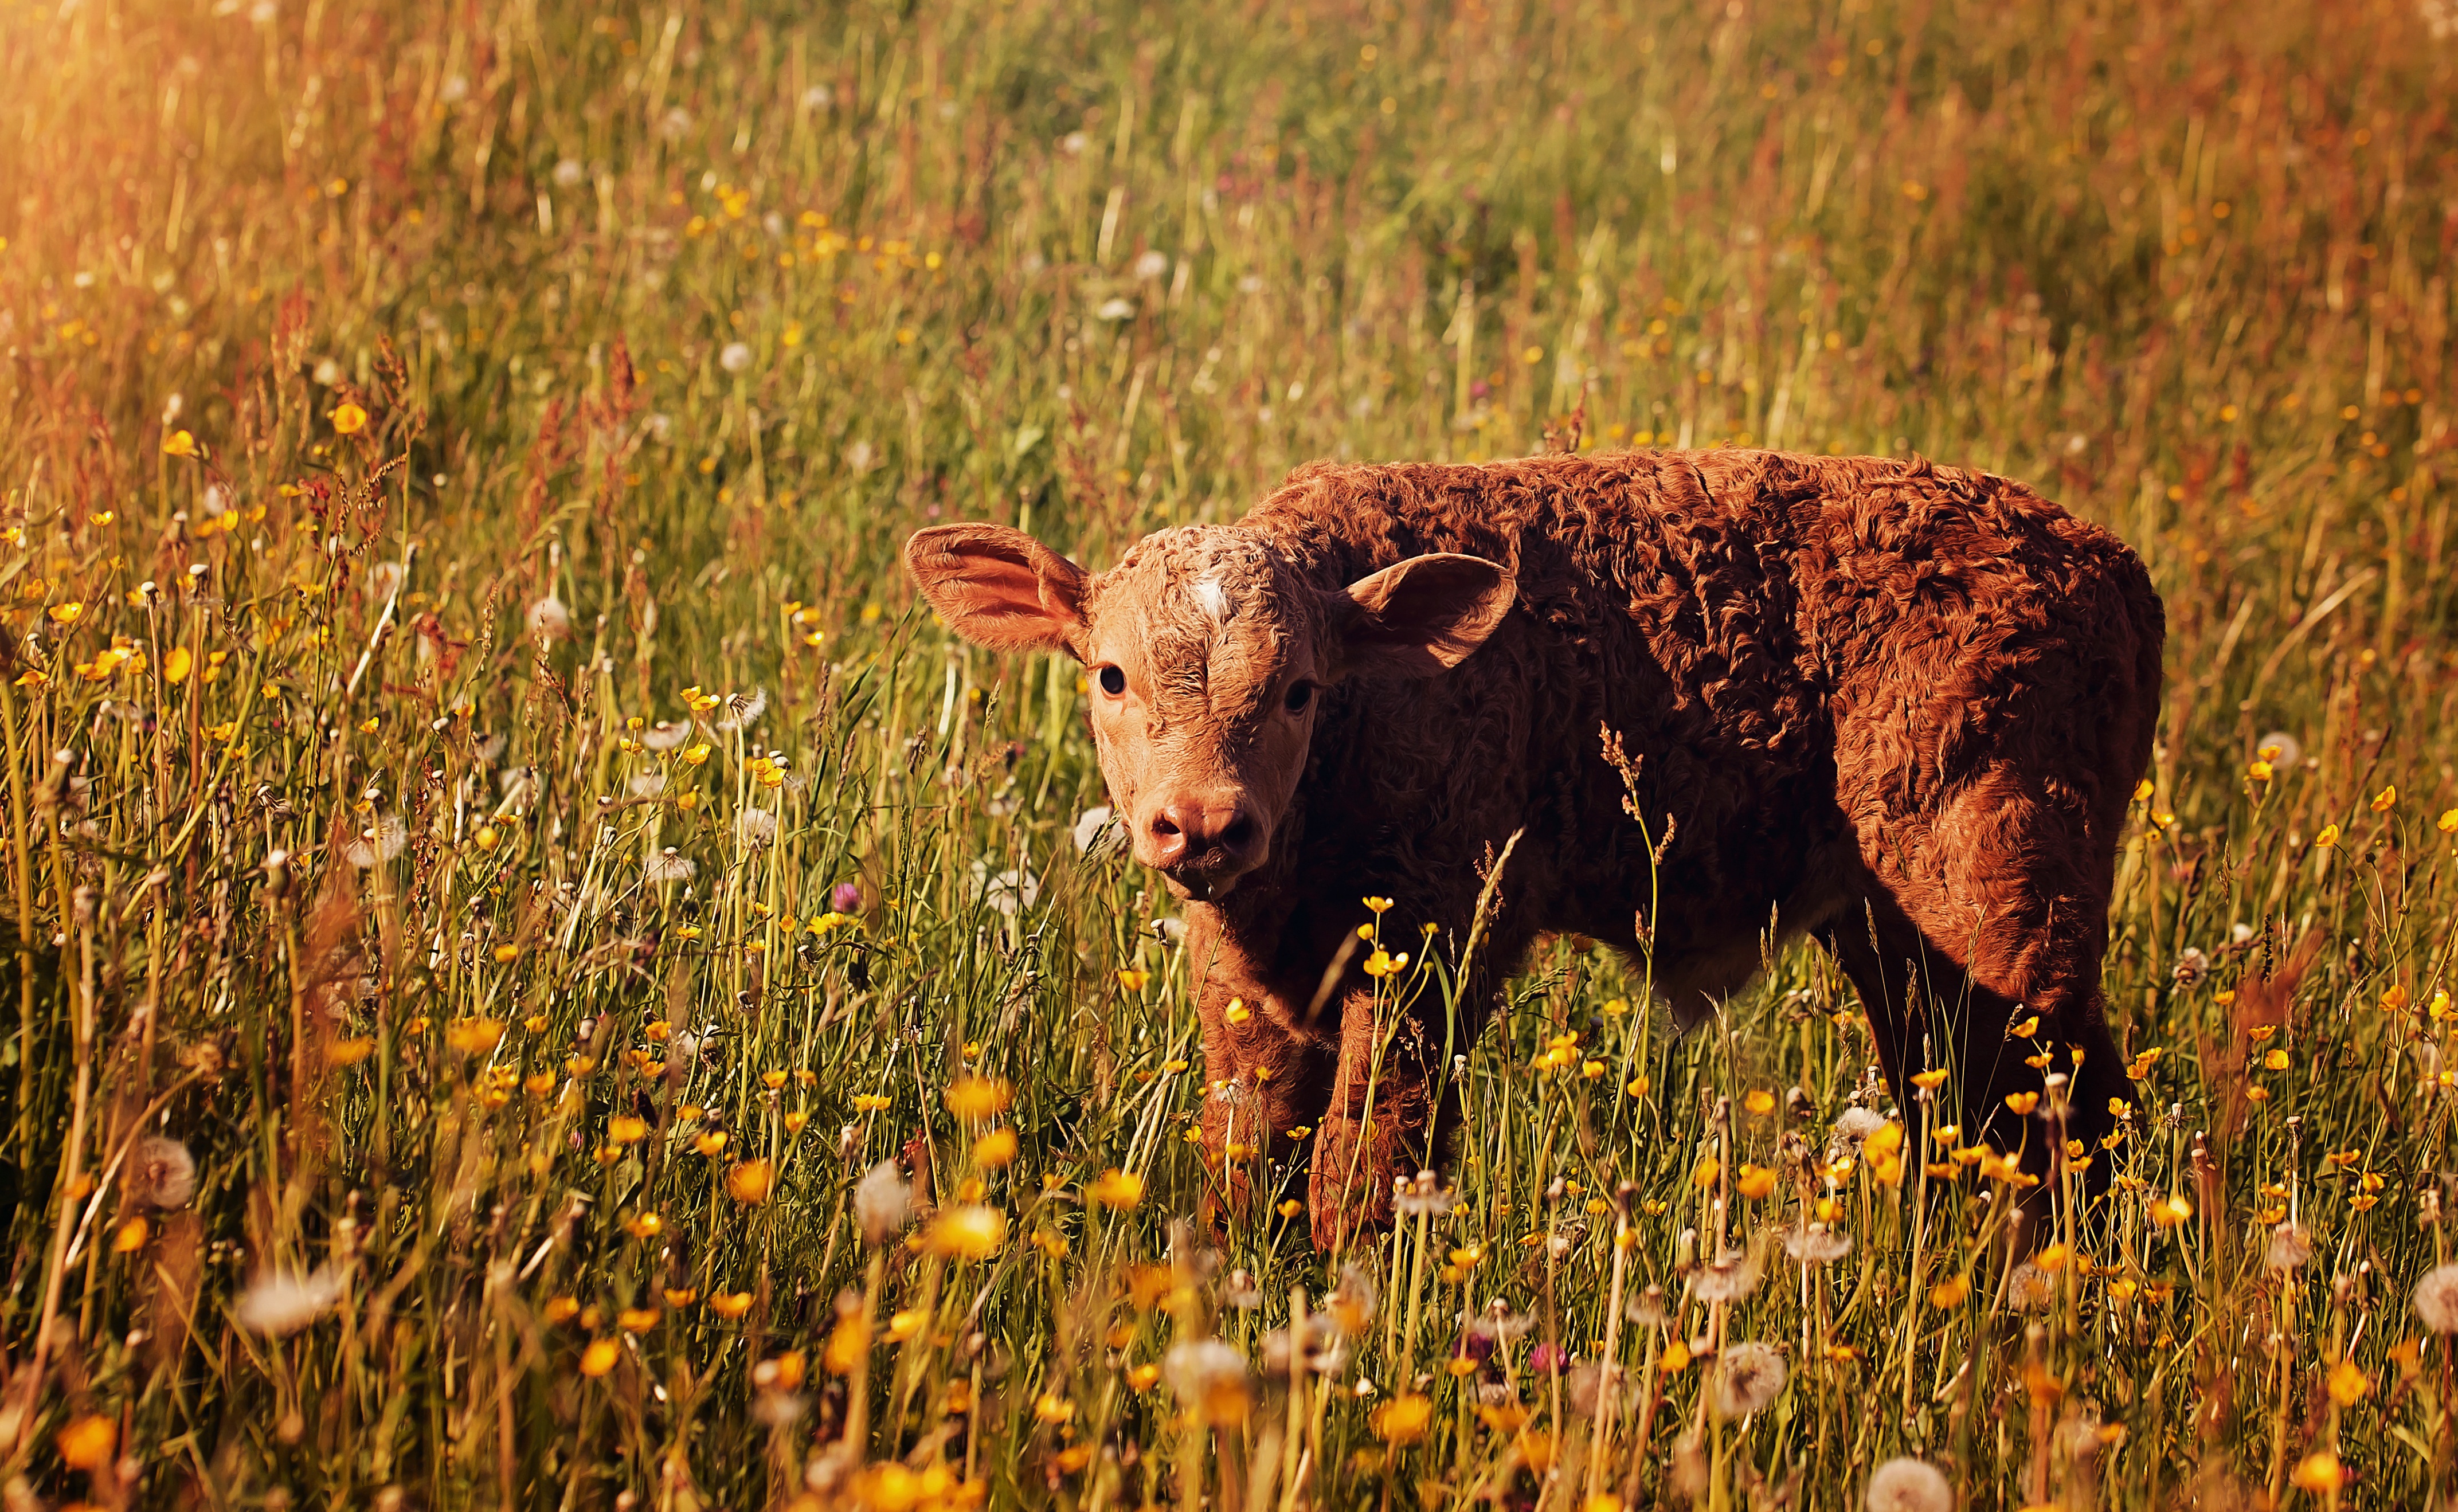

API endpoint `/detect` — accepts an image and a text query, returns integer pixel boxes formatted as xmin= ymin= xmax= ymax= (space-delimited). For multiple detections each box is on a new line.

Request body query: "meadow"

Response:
xmin=2 ymin=0 xmax=2457 ymax=1505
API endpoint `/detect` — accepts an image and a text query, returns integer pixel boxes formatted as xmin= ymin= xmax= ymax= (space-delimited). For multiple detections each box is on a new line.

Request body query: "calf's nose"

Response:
xmin=1147 ymin=801 xmax=1258 ymax=871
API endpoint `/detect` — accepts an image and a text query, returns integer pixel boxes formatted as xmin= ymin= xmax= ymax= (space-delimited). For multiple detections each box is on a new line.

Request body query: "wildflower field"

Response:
xmin=5 ymin=0 xmax=2458 ymax=1505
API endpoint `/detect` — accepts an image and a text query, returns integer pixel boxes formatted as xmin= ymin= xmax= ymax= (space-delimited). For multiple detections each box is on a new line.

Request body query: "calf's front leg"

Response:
xmin=1190 ymin=938 xmax=1336 ymax=1229
xmin=1308 ymin=986 xmax=1447 ymax=1255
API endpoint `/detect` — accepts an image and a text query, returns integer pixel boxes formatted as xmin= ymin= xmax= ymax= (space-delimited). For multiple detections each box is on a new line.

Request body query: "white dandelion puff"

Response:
xmin=2413 ymin=1262 xmax=2458 ymax=1333
xmin=640 ymin=720 xmax=689 ymax=751
xmin=127 ymin=1135 xmax=198 ymax=1209
xmin=2006 ymin=1262 xmax=2057 ymax=1311
xmin=855 ymin=1159 xmax=910 ymax=1246
xmin=1865 ymin=1457 xmax=1954 ymax=1512
xmin=342 ymin=816 xmax=408 ymax=869
xmin=1782 ymin=1225 xmax=1854 ymax=1266
xmin=715 ymin=686 xmax=768 ymax=731
xmin=1709 ymin=1341 xmax=1786 ymax=1419
xmin=236 ymin=1267 xmax=346 ymax=1336
xmin=969 ymin=863 xmax=1040 ymax=919
xmin=719 ymin=342 xmax=754 ymax=374
xmin=1692 ymin=1247 xmax=1762 ymax=1305
xmin=738 ymin=809 xmax=777 ymax=846
xmin=644 ymin=849 xmax=695 ymax=884
xmin=2265 ymin=1221 xmax=2314 ymax=1272
xmin=526 ymin=593 xmax=572 ymax=640
xmin=1133 ymin=250 xmax=1170 ymax=280
xmin=1071 ymin=804 xmax=1116 ymax=853
xmin=551 ymin=158 xmax=585 ymax=188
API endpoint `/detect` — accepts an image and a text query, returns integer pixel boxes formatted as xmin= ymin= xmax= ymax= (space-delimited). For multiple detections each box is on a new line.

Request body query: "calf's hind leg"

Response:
xmin=1826 ymin=758 xmax=2137 ymax=1194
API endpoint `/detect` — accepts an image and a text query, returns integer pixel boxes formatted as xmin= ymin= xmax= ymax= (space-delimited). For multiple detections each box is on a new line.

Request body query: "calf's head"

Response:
xmin=906 ymin=523 xmax=1514 ymax=900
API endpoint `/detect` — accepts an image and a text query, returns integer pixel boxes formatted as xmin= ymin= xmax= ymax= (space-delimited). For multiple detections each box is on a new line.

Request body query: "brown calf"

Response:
xmin=907 ymin=449 xmax=2163 ymax=1251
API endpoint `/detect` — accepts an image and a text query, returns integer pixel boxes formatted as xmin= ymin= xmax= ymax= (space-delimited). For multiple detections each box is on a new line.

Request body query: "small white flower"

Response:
xmin=1060 ymin=131 xmax=1087 ymax=155
xmin=551 ymin=158 xmax=585 ymax=188
xmin=236 ymin=1267 xmax=346 ymax=1336
xmin=1095 ymin=297 xmax=1136 ymax=322
xmin=1133 ymin=250 xmax=1170 ymax=280
xmin=719 ymin=342 xmax=754 ymax=374
xmin=312 ymin=358 xmax=341 ymax=385
xmin=800 ymin=84 xmax=834 ymax=109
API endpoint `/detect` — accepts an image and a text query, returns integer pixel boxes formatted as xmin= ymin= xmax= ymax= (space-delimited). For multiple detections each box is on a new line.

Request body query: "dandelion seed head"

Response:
xmin=855 ymin=1159 xmax=911 ymax=1247
xmin=1782 ymin=1224 xmax=1853 ymax=1265
xmin=2265 ymin=1221 xmax=2314 ymax=1272
xmin=1693 ymin=1247 xmax=1762 ymax=1304
xmin=1710 ymin=1341 xmax=1786 ymax=1419
xmin=127 ymin=1135 xmax=198 ymax=1209
xmin=2006 ymin=1262 xmax=2057 ymax=1311
xmin=236 ymin=1267 xmax=346 ymax=1336
xmin=1163 ymin=1338 xmax=1251 ymax=1424
xmin=2413 ymin=1262 xmax=2458 ymax=1333
xmin=342 ymin=816 xmax=408 ymax=869
xmin=1072 ymin=804 xmax=1118 ymax=855
xmin=1865 ymin=1456 xmax=1954 ymax=1512
xmin=717 ymin=687 xmax=768 ymax=730
xmin=526 ymin=593 xmax=572 ymax=640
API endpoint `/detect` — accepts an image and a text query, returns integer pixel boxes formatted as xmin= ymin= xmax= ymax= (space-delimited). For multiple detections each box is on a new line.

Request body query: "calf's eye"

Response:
xmin=1097 ymin=665 xmax=1127 ymax=696
xmin=1283 ymin=681 xmax=1313 ymax=714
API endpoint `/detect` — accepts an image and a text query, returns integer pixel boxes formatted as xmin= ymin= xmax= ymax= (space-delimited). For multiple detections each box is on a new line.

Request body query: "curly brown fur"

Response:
xmin=909 ymin=448 xmax=2164 ymax=1251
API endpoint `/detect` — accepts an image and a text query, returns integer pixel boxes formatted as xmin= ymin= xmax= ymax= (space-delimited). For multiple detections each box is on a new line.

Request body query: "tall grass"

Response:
xmin=2 ymin=0 xmax=2456 ymax=1505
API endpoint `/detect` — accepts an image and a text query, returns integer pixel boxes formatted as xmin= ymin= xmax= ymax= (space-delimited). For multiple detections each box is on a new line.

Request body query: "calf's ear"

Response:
xmin=1333 ymin=553 xmax=1516 ymax=679
xmin=905 ymin=524 xmax=1091 ymax=656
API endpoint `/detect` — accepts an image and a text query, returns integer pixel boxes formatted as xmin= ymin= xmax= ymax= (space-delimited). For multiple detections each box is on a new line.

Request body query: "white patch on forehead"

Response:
xmin=1189 ymin=574 xmax=1230 ymax=623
